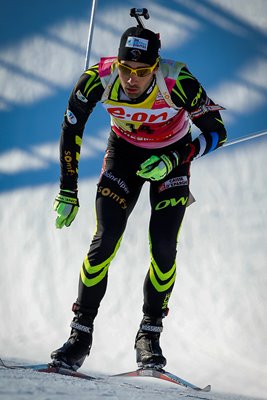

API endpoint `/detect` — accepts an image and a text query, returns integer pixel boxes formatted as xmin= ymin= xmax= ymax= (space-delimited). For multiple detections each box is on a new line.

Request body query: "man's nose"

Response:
xmin=127 ymin=73 xmax=138 ymax=84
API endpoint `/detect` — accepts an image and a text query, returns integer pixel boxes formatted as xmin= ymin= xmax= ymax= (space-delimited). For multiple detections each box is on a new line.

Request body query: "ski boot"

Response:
xmin=135 ymin=314 xmax=166 ymax=369
xmin=51 ymin=303 xmax=94 ymax=371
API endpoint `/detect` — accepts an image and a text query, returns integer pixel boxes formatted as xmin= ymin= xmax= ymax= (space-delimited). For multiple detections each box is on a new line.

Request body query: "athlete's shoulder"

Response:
xmin=159 ymin=58 xmax=186 ymax=79
xmin=98 ymin=56 xmax=117 ymax=78
xmin=75 ymin=64 xmax=103 ymax=101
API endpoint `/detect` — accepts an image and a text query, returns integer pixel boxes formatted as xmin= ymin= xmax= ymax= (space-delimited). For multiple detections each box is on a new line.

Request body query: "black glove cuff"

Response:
xmin=56 ymin=190 xmax=79 ymax=206
xmin=59 ymin=189 xmax=77 ymax=198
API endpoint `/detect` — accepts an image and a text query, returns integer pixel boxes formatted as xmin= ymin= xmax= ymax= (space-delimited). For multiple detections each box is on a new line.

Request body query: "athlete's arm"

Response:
xmin=171 ymin=66 xmax=227 ymax=162
xmin=137 ymin=66 xmax=228 ymax=181
xmin=59 ymin=65 xmax=104 ymax=191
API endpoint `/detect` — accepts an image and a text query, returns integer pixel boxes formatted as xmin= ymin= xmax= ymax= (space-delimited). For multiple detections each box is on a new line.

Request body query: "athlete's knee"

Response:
xmin=89 ymin=229 xmax=123 ymax=262
xmin=151 ymin=238 xmax=177 ymax=270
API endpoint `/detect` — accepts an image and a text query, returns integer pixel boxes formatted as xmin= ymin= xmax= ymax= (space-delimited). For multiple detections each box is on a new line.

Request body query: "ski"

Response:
xmin=0 ymin=358 xmax=95 ymax=381
xmin=27 ymin=364 xmax=96 ymax=380
xmin=1 ymin=358 xmax=211 ymax=391
xmin=113 ymin=368 xmax=211 ymax=392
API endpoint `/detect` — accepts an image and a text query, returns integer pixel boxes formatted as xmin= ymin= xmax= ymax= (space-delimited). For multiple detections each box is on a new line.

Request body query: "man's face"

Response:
xmin=118 ymin=60 xmax=158 ymax=100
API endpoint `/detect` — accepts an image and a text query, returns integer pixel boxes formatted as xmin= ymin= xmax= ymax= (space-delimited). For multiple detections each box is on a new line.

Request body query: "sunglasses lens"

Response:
xmin=136 ymin=68 xmax=151 ymax=77
xmin=118 ymin=64 xmax=131 ymax=76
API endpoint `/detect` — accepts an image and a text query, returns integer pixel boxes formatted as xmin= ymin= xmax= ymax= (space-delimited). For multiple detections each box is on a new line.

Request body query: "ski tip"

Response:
xmin=201 ymin=384 xmax=211 ymax=392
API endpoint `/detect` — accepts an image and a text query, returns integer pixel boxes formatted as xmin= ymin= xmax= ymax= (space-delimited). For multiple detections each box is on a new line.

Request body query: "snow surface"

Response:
xmin=1 ymin=1 xmax=267 ymax=399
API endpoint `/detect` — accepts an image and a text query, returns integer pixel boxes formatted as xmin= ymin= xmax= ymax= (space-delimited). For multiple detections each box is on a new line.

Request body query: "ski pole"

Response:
xmin=223 ymin=129 xmax=267 ymax=148
xmin=84 ymin=0 xmax=98 ymax=71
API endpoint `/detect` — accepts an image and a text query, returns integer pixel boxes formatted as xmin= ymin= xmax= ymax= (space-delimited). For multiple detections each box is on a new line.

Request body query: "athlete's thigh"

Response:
xmin=149 ymin=172 xmax=190 ymax=241
xmin=96 ymin=150 xmax=144 ymax=226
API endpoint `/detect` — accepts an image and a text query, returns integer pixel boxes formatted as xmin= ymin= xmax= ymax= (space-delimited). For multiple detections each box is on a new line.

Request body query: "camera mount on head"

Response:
xmin=130 ymin=8 xmax=150 ymax=28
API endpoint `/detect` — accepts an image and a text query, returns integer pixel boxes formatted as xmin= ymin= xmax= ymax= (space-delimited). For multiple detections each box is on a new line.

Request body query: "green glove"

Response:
xmin=53 ymin=190 xmax=79 ymax=229
xmin=137 ymin=152 xmax=179 ymax=181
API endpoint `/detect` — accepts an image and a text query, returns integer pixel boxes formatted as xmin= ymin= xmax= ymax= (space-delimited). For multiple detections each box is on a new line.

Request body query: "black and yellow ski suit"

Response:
xmin=58 ymin=57 xmax=227 ymax=320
